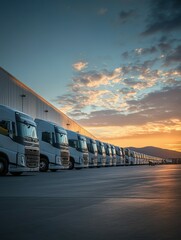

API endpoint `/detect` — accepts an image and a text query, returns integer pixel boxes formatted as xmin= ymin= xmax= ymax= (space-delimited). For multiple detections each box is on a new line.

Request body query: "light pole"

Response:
xmin=20 ymin=94 xmax=26 ymax=112
xmin=44 ymin=110 xmax=48 ymax=120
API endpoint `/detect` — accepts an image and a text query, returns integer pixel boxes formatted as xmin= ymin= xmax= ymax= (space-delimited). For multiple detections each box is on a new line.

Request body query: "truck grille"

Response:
xmin=25 ymin=148 xmax=40 ymax=168
xmin=61 ymin=151 xmax=69 ymax=167
xmin=83 ymin=154 xmax=89 ymax=165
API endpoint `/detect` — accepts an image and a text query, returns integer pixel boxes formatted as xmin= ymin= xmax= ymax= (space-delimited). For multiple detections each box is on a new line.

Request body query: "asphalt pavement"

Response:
xmin=0 ymin=164 xmax=181 ymax=240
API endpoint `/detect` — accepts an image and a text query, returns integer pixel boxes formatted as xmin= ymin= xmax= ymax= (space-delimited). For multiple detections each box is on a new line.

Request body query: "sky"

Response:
xmin=0 ymin=0 xmax=181 ymax=151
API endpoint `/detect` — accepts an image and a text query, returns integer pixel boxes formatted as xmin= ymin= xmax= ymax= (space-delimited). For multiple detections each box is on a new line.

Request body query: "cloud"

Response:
xmin=53 ymin=33 xmax=181 ymax=126
xmin=164 ymin=45 xmax=181 ymax=66
xmin=175 ymin=64 xmax=181 ymax=73
xmin=135 ymin=46 xmax=157 ymax=55
xmin=121 ymin=40 xmax=181 ymax=75
xmin=71 ymin=68 xmax=122 ymax=88
xmin=123 ymin=78 xmax=142 ymax=86
xmin=54 ymin=60 xmax=181 ymax=122
xmin=158 ymin=42 xmax=171 ymax=52
xmin=55 ymin=89 xmax=112 ymax=116
xmin=128 ymin=86 xmax=181 ymax=115
xmin=77 ymin=86 xmax=181 ymax=127
xmin=72 ymin=61 xmax=88 ymax=71
xmin=85 ymin=123 xmax=181 ymax=141
xmin=54 ymin=67 xmax=124 ymax=116
xmin=66 ymin=110 xmax=88 ymax=119
xmin=121 ymin=65 xmax=161 ymax=90
xmin=142 ymin=0 xmax=181 ymax=36
xmin=119 ymin=10 xmax=136 ymax=23
xmin=122 ymin=46 xmax=158 ymax=62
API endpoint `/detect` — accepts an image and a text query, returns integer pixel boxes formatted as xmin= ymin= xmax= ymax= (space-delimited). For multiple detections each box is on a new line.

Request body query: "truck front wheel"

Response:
xmin=39 ymin=158 xmax=49 ymax=172
xmin=69 ymin=158 xmax=74 ymax=170
xmin=0 ymin=157 xmax=8 ymax=176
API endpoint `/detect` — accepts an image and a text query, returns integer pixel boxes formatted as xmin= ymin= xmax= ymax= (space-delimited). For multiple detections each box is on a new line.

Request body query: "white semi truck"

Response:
xmin=0 ymin=105 xmax=40 ymax=176
xmin=121 ymin=147 xmax=126 ymax=165
xmin=66 ymin=130 xmax=89 ymax=169
xmin=35 ymin=119 xmax=70 ymax=172
xmin=86 ymin=137 xmax=98 ymax=167
xmin=130 ymin=150 xmax=136 ymax=165
xmin=96 ymin=140 xmax=106 ymax=167
xmin=115 ymin=146 xmax=122 ymax=166
xmin=111 ymin=144 xmax=117 ymax=166
xmin=103 ymin=142 xmax=113 ymax=166
xmin=115 ymin=146 xmax=125 ymax=166
xmin=124 ymin=148 xmax=131 ymax=165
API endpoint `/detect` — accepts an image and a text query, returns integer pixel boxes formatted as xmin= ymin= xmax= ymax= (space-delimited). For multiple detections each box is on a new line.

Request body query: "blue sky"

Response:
xmin=0 ymin=0 xmax=181 ymax=151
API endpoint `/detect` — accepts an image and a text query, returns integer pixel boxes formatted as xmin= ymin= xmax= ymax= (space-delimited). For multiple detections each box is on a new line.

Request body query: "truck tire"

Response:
xmin=39 ymin=158 xmax=49 ymax=172
xmin=69 ymin=158 xmax=74 ymax=170
xmin=0 ymin=157 xmax=8 ymax=176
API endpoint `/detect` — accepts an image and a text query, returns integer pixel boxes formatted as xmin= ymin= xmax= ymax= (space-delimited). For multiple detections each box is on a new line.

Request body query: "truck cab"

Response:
xmin=103 ymin=142 xmax=113 ymax=166
xmin=111 ymin=144 xmax=117 ymax=166
xmin=124 ymin=148 xmax=131 ymax=165
xmin=35 ymin=118 xmax=70 ymax=172
xmin=115 ymin=146 xmax=122 ymax=166
xmin=86 ymin=137 xmax=98 ymax=167
xmin=66 ymin=130 xmax=89 ymax=169
xmin=96 ymin=140 xmax=106 ymax=167
xmin=0 ymin=105 xmax=40 ymax=176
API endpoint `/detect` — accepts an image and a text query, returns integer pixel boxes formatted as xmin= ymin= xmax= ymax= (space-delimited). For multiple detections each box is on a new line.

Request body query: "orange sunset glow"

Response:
xmin=83 ymin=124 xmax=181 ymax=152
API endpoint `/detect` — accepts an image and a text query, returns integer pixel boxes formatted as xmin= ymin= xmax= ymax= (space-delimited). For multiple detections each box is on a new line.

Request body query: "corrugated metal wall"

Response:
xmin=0 ymin=67 xmax=96 ymax=139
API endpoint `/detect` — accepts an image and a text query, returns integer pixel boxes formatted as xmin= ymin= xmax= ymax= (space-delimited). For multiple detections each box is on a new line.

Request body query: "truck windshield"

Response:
xmin=116 ymin=148 xmax=121 ymax=156
xmin=56 ymin=131 xmax=68 ymax=145
xmin=107 ymin=146 xmax=112 ymax=156
xmin=101 ymin=144 xmax=106 ymax=154
xmin=78 ymin=138 xmax=87 ymax=150
xmin=17 ymin=121 xmax=37 ymax=140
xmin=112 ymin=147 xmax=116 ymax=155
xmin=125 ymin=149 xmax=130 ymax=156
xmin=92 ymin=142 xmax=98 ymax=153
xmin=98 ymin=143 xmax=106 ymax=155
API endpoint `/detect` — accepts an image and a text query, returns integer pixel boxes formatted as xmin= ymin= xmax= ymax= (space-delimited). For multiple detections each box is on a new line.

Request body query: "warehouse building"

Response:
xmin=0 ymin=67 xmax=95 ymax=139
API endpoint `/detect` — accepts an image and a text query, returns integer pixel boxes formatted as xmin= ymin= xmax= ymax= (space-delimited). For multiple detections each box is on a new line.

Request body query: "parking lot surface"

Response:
xmin=0 ymin=165 xmax=181 ymax=240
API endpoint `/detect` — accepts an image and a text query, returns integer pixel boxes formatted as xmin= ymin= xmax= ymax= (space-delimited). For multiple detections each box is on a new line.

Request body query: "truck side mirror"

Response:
xmin=8 ymin=129 xmax=13 ymax=139
xmin=74 ymin=140 xmax=78 ymax=149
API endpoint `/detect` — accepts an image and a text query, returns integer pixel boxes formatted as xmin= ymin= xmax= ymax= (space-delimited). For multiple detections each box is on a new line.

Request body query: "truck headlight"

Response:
xmin=18 ymin=154 xmax=25 ymax=166
xmin=79 ymin=157 xmax=83 ymax=164
xmin=55 ymin=156 xmax=61 ymax=165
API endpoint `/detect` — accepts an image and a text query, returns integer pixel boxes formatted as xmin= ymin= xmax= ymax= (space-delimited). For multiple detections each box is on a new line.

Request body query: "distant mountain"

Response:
xmin=128 ymin=146 xmax=181 ymax=159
